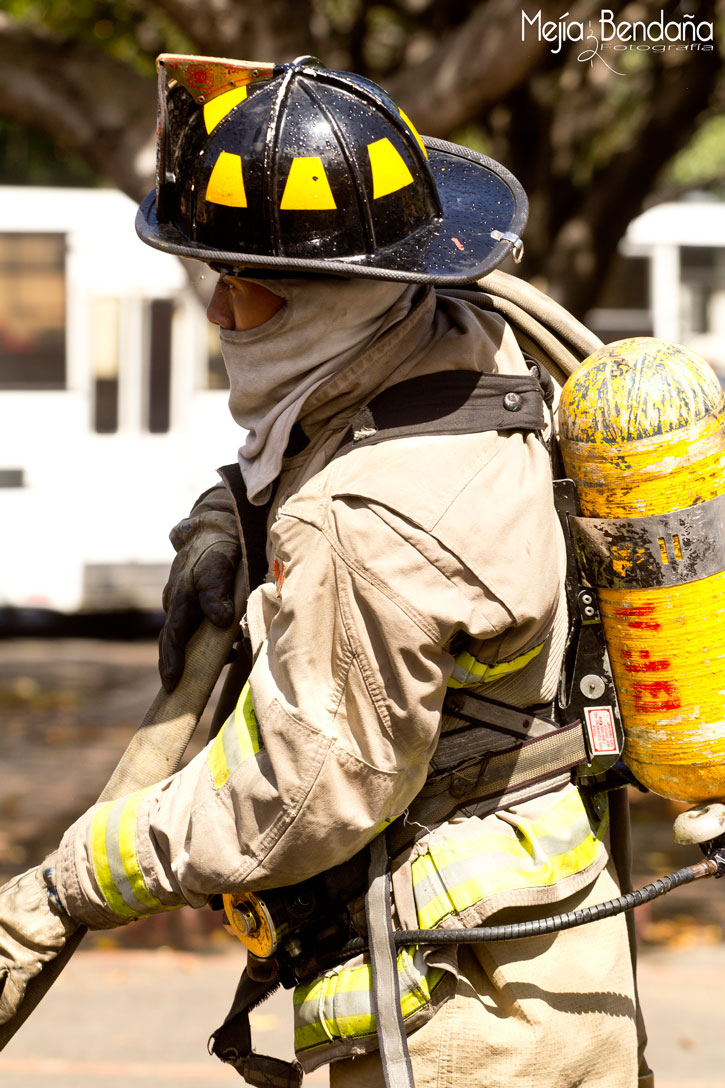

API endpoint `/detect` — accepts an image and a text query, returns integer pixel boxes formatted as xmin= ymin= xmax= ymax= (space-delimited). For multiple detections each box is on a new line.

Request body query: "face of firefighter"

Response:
xmin=206 ymin=276 xmax=286 ymax=331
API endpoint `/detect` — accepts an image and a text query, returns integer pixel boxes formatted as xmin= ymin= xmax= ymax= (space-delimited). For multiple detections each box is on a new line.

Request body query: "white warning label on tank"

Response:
xmin=584 ymin=706 xmax=619 ymax=755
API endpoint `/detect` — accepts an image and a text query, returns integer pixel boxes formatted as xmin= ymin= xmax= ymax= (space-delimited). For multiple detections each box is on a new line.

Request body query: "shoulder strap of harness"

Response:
xmin=205 ymin=464 xmax=271 ymax=745
xmin=217 ymin=462 xmax=271 ymax=595
xmin=335 ymin=368 xmax=547 ymax=457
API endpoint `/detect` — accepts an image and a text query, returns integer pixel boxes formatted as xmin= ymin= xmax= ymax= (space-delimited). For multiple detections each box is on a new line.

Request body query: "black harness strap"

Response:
xmin=336 ymin=369 xmax=546 ymax=455
xmin=217 ymin=462 xmax=271 ymax=595
xmin=206 ymin=465 xmax=272 ymax=745
xmin=209 ymin=973 xmax=303 ymax=1088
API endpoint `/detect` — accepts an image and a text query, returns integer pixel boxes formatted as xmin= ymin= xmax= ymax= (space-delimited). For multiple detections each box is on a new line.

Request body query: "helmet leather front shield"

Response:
xmin=141 ymin=53 xmax=528 ymax=284
xmin=155 ymin=54 xmax=279 ymax=224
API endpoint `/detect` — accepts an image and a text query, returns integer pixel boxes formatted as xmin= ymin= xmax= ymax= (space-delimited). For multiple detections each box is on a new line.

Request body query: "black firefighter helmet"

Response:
xmin=136 ymin=53 xmax=528 ymax=284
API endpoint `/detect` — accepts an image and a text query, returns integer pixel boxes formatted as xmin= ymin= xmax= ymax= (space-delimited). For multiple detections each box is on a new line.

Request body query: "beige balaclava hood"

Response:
xmin=220 ymin=275 xmax=422 ymax=504
xmin=219 ymin=274 xmax=529 ymax=506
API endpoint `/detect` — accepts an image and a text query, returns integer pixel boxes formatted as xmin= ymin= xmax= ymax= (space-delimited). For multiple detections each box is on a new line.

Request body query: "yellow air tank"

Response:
xmin=558 ymin=337 xmax=725 ymax=802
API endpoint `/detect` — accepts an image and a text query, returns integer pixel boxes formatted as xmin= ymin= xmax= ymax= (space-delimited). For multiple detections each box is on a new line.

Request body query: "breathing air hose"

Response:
xmin=339 ymin=854 xmax=725 ymax=957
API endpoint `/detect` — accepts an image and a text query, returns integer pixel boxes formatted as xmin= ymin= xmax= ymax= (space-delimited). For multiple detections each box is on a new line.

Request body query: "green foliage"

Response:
xmin=5 ymin=0 xmax=194 ymax=74
xmin=316 ymin=0 xmax=478 ymax=78
xmin=1 ymin=0 xmax=194 ymax=184
xmin=0 ymin=119 xmax=104 ymax=187
xmin=449 ymin=123 xmax=491 ymax=157
xmin=663 ymin=114 xmax=725 ymax=194
xmin=363 ymin=5 xmax=410 ymax=73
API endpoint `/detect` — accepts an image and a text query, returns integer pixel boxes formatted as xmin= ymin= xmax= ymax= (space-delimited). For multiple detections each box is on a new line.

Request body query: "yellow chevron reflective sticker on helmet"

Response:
xmin=368 ymin=138 xmax=414 ymax=198
xmin=207 ymin=680 xmax=262 ymax=789
xmin=205 ymin=151 xmax=248 ymax=208
xmin=398 ymin=109 xmax=427 ymax=159
xmin=203 ymin=86 xmax=248 ymax=133
xmin=280 ymin=157 xmax=337 ymax=210
xmin=447 ymin=640 xmax=545 ymax=689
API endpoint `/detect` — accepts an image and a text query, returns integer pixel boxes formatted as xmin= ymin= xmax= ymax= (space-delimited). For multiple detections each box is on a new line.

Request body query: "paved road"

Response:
xmin=1 ymin=945 xmax=327 ymax=1088
xmin=637 ymin=943 xmax=725 ymax=1088
xmin=1 ymin=942 xmax=724 ymax=1087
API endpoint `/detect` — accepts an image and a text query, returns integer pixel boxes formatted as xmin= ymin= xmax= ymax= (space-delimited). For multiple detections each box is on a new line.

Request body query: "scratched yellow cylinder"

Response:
xmin=558 ymin=337 xmax=725 ymax=802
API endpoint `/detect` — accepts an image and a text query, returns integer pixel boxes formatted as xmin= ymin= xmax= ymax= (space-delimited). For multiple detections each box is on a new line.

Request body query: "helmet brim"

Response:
xmin=135 ymin=137 xmax=527 ymax=285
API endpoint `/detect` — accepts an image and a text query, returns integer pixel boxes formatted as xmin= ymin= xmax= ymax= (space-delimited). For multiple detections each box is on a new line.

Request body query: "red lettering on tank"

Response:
xmin=632 ymin=679 xmax=681 ymax=712
xmin=615 ymin=604 xmax=656 ymax=618
xmin=621 ymin=649 xmax=670 ymax=673
xmin=614 ymin=603 xmax=661 ymax=630
xmin=635 ymin=697 xmax=681 ymax=712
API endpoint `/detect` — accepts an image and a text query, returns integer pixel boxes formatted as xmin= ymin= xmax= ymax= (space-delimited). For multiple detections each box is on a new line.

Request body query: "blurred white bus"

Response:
xmin=2 ymin=186 xmax=723 ymax=617
xmin=586 ymin=194 xmax=725 ymax=385
xmin=0 ymin=186 xmax=240 ymax=617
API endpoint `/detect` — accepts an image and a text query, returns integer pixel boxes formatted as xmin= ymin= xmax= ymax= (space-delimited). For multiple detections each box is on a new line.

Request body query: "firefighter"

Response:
xmin=0 ymin=56 xmax=647 ymax=1087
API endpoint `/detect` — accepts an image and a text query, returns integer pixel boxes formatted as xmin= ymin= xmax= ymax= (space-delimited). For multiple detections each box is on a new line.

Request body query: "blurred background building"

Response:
xmin=588 ymin=195 xmax=725 ymax=377
xmin=1 ymin=184 xmax=724 ymax=617
xmin=0 ymin=186 xmax=239 ymax=618
xmin=1 ymin=11 xmax=724 ymax=1079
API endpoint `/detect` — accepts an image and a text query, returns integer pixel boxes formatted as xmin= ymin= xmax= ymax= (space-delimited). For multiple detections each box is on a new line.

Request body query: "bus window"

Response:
xmin=91 ymin=297 xmax=120 ymax=433
xmin=147 ymin=298 xmax=173 ymax=434
xmin=585 ymin=253 xmax=652 ymax=343
xmin=0 ymin=232 xmax=66 ymax=389
xmin=681 ymin=246 xmax=725 ymax=338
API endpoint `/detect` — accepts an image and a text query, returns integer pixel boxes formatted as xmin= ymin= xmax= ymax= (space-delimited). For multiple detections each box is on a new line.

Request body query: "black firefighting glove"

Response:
xmin=159 ymin=485 xmax=241 ymax=692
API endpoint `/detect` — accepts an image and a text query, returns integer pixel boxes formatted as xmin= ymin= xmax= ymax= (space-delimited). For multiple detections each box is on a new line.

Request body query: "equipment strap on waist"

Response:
xmin=208 ymin=972 xmax=303 ymax=1088
xmin=365 ymin=833 xmax=416 ymax=1088
xmin=387 ymin=692 xmax=589 ymax=860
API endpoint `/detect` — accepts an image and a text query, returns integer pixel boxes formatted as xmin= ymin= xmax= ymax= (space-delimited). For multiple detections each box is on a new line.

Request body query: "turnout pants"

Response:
xmin=331 ymin=865 xmax=650 ymax=1088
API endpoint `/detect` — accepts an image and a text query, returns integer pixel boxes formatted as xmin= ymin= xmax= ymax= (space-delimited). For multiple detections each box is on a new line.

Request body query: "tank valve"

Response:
xmin=673 ymin=802 xmax=725 ymax=846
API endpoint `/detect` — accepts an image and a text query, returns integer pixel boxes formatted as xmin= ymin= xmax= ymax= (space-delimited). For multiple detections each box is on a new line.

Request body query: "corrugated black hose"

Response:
xmin=340 ymin=857 xmax=722 ymax=956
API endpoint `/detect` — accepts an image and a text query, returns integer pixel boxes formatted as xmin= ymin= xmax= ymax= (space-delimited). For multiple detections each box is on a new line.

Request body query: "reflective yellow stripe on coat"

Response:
xmin=90 ymin=681 xmax=263 ymax=919
xmin=90 ymin=788 xmax=169 ymax=919
xmin=207 ymin=680 xmax=262 ymax=789
xmin=412 ymin=785 xmax=604 ymax=928
xmin=447 ymin=641 xmax=544 ymax=689
xmin=294 ymin=947 xmax=446 ymax=1058
xmin=293 ymin=785 xmax=606 ymax=1062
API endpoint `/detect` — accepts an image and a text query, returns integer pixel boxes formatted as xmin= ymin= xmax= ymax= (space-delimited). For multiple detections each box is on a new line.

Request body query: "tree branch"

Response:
xmin=385 ymin=0 xmax=595 ymax=135
xmin=0 ymin=14 xmax=156 ymax=200
xmin=1 ymin=1 xmax=722 ymax=322
xmin=148 ymin=0 xmax=316 ymax=62
xmin=546 ymin=39 xmax=722 ymax=314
